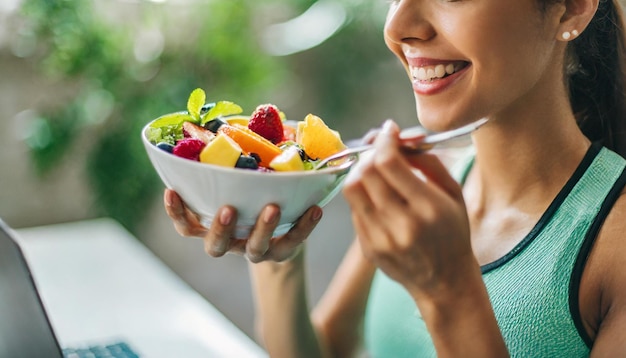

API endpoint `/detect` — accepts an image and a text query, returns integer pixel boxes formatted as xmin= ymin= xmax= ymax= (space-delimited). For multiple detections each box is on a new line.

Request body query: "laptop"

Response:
xmin=0 ymin=219 xmax=139 ymax=358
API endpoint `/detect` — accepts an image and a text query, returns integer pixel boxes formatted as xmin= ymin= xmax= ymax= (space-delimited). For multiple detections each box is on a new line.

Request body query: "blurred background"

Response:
xmin=0 ymin=0 xmax=417 ymax=340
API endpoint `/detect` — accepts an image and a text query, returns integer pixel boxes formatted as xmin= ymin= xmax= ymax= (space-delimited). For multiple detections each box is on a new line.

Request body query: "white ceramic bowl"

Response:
xmin=142 ymin=120 xmax=351 ymax=238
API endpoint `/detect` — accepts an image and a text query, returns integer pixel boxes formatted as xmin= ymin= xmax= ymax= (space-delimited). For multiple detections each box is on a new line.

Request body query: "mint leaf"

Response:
xmin=187 ymin=88 xmax=206 ymax=122
xmin=150 ymin=112 xmax=192 ymax=128
xmin=201 ymin=101 xmax=243 ymax=125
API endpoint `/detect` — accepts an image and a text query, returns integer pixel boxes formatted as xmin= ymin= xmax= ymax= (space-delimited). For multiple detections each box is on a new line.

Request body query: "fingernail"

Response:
xmin=164 ymin=191 xmax=173 ymax=207
xmin=263 ymin=206 xmax=278 ymax=224
xmin=382 ymin=119 xmax=394 ymax=133
xmin=219 ymin=207 xmax=233 ymax=226
xmin=311 ymin=207 xmax=323 ymax=222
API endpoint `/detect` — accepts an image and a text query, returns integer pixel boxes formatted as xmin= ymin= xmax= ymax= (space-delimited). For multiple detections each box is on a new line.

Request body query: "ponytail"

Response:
xmin=566 ymin=0 xmax=626 ymax=157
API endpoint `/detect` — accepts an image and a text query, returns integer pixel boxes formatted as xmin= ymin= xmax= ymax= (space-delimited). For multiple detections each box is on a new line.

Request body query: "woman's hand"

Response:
xmin=342 ymin=120 xmax=476 ymax=300
xmin=164 ymin=189 xmax=323 ymax=263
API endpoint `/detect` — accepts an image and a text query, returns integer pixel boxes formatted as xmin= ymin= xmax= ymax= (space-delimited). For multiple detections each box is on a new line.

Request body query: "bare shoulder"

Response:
xmin=592 ymin=187 xmax=626 ymax=262
xmin=583 ymin=188 xmax=626 ymax=354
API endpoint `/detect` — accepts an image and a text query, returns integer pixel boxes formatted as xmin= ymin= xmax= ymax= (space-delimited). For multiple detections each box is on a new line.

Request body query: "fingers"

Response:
xmin=163 ymin=189 xmax=207 ymax=237
xmin=406 ymin=153 xmax=464 ymax=201
xmin=163 ymin=189 xmax=241 ymax=258
xmin=371 ymin=121 xmax=462 ymax=205
xmin=271 ymin=206 xmax=323 ymax=261
xmin=343 ymin=119 xmax=465 ymax=249
xmin=344 ymin=120 xmax=409 ymax=215
xmin=363 ymin=121 xmax=409 ymax=211
xmin=164 ymin=189 xmax=319 ymax=263
xmin=243 ymin=205 xmax=322 ymax=262
xmin=343 ymin=151 xmax=378 ymax=218
xmin=204 ymin=206 xmax=238 ymax=257
xmin=361 ymin=127 xmax=382 ymax=145
xmin=245 ymin=205 xmax=281 ymax=262
xmin=287 ymin=205 xmax=323 ymax=240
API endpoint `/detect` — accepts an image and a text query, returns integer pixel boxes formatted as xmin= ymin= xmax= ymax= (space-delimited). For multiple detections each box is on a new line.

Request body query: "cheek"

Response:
xmin=457 ymin=14 xmax=554 ymax=99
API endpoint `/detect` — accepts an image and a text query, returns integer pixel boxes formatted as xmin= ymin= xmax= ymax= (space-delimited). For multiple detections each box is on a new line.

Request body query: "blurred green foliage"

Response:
xmin=18 ymin=0 xmax=392 ymax=233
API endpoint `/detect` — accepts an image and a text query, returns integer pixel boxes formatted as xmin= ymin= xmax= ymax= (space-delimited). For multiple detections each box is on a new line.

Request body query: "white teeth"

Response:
xmin=417 ymin=67 xmax=426 ymax=80
xmin=435 ymin=64 xmax=445 ymax=77
xmin=410 ymin=63 xmax=460 ymax=81
xmin=426 ymin=68 xmax=435 ymax=79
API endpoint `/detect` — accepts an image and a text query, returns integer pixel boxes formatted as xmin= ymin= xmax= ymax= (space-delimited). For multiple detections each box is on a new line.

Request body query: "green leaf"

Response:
xmin=187 ymin=88 xmax=206 ymax=121
xmin=303 ymin=160 xmax=317 ymax=171
xmin=145 ymin=127 xmax=163 ymax=143
xmin=201 ymin=101 xmax=243 ymax=125
xmin=149 ymin=112 xmax=192 ymax=128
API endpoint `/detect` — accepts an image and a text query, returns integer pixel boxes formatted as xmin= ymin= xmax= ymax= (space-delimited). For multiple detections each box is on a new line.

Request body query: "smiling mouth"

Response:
xmin=409 ymin=61 xmax=469 ymax=82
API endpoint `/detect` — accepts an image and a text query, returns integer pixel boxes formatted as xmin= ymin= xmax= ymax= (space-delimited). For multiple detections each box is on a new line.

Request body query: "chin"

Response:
xmin=415 ymin=100 xmax=456 ymax=132
xmin=416 ymin=104 xmax=482 ymax=133
xmin=416 ymin=111 xmax=456 ymax=132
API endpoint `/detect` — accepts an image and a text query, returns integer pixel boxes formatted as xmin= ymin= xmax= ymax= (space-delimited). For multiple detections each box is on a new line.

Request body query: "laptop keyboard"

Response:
xmin=62 ymin=342 xmax=139 ymax=358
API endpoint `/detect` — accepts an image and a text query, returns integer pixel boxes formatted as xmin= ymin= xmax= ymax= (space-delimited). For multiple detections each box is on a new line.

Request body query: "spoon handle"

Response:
xmin=314 ymin=118 xmax=488 ymax=170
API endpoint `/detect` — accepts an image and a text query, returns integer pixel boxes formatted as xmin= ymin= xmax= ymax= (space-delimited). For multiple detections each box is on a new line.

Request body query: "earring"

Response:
xmin=562 ymin=30 xmax=579 ymax=41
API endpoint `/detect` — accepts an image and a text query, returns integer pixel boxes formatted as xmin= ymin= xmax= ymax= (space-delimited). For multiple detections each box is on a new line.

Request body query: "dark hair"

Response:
xmin=565 ymin=0 xmax=626 ymax=157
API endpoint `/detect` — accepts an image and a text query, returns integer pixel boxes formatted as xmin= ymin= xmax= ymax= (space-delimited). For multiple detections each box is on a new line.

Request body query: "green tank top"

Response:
xmin=364 ymin=144 xmax=626 ymax=357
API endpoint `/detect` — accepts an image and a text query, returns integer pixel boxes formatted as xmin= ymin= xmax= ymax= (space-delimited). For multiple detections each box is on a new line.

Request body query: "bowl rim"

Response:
xmin=141 ymin=116 xmax=353 ymax=177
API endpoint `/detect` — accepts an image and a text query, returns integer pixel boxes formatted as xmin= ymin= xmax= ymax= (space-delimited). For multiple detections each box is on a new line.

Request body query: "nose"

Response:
xmin=384 ymin=1 xmax=436 ymax=47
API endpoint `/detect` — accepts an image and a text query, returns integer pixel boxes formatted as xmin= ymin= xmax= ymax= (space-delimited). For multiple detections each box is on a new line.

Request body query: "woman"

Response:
xmin=164 ymin=0 xmax=626 ymax=356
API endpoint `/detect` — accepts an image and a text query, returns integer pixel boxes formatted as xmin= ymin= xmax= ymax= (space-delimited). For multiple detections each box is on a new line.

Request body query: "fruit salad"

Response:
xmin=145 ymin=88 xmax=347 ymax=172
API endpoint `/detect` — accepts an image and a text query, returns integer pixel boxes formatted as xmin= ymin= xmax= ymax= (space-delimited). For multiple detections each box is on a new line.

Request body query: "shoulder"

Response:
xmin=590 ymin=187 xmax=626 ymax=283
xmin=580 ymin=187 xmax=626 ymax=348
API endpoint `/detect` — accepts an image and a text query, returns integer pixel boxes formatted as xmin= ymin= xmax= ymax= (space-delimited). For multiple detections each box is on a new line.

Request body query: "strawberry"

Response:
xmin=183 ymin=121 xmax=215 ymax=144
xmin=248 ymin=104 xmax=284 ymax=144
xmin=173 ymin=138 xmax=205 ymax=161
xmin=282 ymin=124 xmax=297 ymax=143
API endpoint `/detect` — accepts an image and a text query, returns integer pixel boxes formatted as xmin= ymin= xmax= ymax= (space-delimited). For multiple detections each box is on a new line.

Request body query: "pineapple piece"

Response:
xmin=200 ymin=132 xmax=242 ymax=167
xmin=270 ymin=146 xmax=305 ymax=172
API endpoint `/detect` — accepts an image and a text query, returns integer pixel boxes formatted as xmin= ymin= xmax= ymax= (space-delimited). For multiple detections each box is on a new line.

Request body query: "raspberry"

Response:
xmin=172 ymin=138 xmax=205 ymax=161
xmin=248 ymin=104 xmax=284 ymax=144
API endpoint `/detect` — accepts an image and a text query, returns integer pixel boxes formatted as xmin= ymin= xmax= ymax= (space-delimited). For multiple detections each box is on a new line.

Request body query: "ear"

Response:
xmin=557 ymin=0 xmax=599 ymax=41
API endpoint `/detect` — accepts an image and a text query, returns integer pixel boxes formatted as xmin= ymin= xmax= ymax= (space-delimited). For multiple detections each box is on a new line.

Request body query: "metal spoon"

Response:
xmin=314 ymin=118 xmax=488 ymax=170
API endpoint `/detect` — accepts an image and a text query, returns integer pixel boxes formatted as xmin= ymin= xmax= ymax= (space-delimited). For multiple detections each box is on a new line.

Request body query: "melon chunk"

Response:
xmin=270 ymin=146 xmax=305 ymax=172
xmin=200 ymin=132 xmax=242 ymax=167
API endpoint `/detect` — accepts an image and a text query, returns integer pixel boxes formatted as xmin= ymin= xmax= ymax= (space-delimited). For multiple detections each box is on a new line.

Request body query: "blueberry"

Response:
xmin=235 ymin=155 xmax=259 ymax=170
xmin=156 ymin=142 xmax=174 ymax=153
xmin=200 ymin=102 xmax=216 ymax=115
xmin=296 ymin=147 xmax=307 ymax=161
xmin=249 ymin=153 xmax=261 ymax=163
xmin=203 ymin=118 xmax=227 ymax=132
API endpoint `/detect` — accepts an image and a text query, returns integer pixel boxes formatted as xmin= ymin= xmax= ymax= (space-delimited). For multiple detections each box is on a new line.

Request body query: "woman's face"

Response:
xmin=384 ymin=0 xmax=565 ymax=131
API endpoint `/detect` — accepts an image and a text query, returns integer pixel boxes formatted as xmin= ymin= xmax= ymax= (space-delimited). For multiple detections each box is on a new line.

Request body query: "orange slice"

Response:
xmin=296 ymin=114 xmax=346 ymax=160
xmin=225 ymin=115 xmax=250 ymax=127
xmin=219 ymin=124 xmax=282 ymax=167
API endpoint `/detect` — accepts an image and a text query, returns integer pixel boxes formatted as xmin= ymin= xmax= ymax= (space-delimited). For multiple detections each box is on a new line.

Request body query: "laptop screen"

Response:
xmin=0 ymin=220 xmax=63 ymax=358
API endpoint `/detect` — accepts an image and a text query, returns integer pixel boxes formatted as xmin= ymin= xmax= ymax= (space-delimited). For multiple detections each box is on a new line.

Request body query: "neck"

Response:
xmin=465 ymin=92 xmax=590 ymax=214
